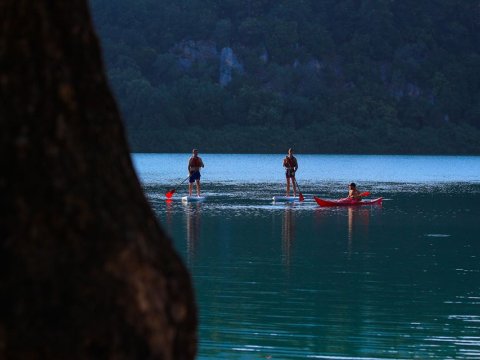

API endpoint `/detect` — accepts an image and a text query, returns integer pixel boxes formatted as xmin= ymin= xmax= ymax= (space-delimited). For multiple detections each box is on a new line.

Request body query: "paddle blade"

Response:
xmin=359 ymin=191 xmax=370 ymax=197
xmin=165 ymin=189 xmax=175 ymax=198
xmin=299 ymin=192 xmax=305 ymax=202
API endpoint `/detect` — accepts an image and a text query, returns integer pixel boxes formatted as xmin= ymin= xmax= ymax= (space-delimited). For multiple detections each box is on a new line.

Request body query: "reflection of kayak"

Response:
xmin=272 ymin=196 xmax=299 ymax=202
xmin=314 ymin=196 xmax=382 ymax=207
xmin=181 ymin=196 xmax=206 ymax=202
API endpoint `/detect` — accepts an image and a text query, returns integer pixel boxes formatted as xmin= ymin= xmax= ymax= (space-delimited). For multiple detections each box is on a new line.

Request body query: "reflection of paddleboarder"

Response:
xmin=188 ymin=149 xmax=204 ymax=196
xmin=282 ymin=206 xmax=295 ymax=268
xmin=283 ymin=148 xmax=298 ymax=197
xmin=186 ymin=203 xmax=201 ymax=263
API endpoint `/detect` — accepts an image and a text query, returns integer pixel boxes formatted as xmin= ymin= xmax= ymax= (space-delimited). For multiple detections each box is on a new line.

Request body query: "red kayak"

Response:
xmin=314 ymin=196 xmax=383 ymax=207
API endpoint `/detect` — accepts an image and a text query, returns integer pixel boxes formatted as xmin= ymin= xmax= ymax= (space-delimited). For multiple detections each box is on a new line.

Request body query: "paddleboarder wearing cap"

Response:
xmin=188 ymin=149 xmax=204 ymax=197
xmin=283 ymin=148 xmax=298 ymax=197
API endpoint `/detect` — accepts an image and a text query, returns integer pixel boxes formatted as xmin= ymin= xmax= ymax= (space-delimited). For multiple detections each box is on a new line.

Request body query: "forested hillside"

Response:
xmin=89 ymin=0 xmax=480 ymax=154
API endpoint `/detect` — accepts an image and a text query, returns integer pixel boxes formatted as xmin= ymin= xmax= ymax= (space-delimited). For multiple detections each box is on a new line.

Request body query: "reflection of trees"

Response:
xmin=282 ymin=205 xmax=295 ymax=268
xmin=185 ymin=203 xmax=201 ymax=264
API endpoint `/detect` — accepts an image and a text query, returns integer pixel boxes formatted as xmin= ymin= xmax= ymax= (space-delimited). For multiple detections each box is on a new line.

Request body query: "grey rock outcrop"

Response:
xmin=219 ymin=47 xmax=244 ymax=87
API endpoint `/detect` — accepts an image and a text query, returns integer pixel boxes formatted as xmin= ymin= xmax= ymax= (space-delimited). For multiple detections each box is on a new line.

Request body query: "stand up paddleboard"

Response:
xmin=181 ymin=195 xmax=206 ymax=202
xmin=272 ymin=196 xmax=299 ymax=202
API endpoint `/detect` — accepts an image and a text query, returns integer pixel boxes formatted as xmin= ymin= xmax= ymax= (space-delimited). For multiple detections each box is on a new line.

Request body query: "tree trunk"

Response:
xmin=0 ymin=1 xmax=197 ymax=359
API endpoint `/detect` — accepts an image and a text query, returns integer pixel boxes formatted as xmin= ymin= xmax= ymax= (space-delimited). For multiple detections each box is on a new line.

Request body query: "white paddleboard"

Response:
xmin=272 ymin=196 xmax=299 ymax=202
xmin=182 ymin=195 xmax=206 ymax=202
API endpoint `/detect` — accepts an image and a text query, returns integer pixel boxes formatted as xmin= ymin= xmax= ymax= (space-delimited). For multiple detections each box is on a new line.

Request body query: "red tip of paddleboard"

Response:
xmin=165 ymin=191 xmax=174 ymax=199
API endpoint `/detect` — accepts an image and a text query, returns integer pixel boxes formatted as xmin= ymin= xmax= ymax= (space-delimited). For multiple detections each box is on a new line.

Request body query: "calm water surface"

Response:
xmin=134 ymin=154 xmax=480 ymax=359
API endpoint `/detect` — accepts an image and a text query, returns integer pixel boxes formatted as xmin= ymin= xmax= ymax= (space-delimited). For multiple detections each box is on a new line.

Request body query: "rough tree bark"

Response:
xmin=0 ymin=1 xmax=197 ymax=359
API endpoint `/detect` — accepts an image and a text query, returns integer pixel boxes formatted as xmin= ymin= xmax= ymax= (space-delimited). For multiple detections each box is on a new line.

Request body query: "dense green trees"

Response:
xmin=89 ymin=0 xmax=480 ymax=153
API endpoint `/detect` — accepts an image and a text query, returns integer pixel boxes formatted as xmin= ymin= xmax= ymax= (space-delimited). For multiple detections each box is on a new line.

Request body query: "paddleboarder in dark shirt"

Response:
xmin=283 ymin=148 xmax=298 ymax=197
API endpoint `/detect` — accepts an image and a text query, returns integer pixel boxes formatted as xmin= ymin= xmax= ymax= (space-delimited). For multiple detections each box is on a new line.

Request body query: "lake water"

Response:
xmin=133 ymin=154 xmax=480 ymax=359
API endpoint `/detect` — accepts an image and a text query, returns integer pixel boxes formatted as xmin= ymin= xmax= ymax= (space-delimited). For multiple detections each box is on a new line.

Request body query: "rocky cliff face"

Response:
xmin=170 ymin=40 xmax=244 ymax=87
xmin=169 ymin=39 xmax=431 ymax=105
xmin=219 ymin=47 xmax=244 ymax=86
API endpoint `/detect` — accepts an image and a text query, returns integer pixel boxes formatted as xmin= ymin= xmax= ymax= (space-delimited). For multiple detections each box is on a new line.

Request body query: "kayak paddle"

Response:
xmin=165 ymin=175 xmax=190 ymax=198
xmin=338 ymin=191 xmax=371 ymax=202
xmin=293 ymin=177 xmax=305 ymax=202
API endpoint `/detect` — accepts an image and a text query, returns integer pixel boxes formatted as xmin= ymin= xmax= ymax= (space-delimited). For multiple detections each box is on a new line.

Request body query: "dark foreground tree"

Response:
xmin=0 ymin=1 xmax=197 ymax=359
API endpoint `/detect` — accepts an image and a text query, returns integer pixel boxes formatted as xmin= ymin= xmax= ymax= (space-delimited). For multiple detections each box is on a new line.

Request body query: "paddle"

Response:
xmin=293 ymin=177 xmax=305 ymax=202
xmin=338 ymin=191 xmax=371 ymax=203
xmin=165 ymin=175 xmax=190 ymax=198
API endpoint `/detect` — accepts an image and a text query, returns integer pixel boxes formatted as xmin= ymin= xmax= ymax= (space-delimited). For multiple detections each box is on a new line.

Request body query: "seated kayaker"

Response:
xmin=348 ymin=182 xmax=362 ymax=201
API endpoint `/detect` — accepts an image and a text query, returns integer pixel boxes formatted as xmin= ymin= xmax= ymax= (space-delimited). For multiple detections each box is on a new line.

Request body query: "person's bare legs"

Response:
xmin=196 ymin=180 xmax=201 ymax=196
xmin=189 ymin=182 xmax=193 ymax=196
xmin=292 ymin=177 xmax=297 ymax=197
xmin=286 ymin=177 xmax=291 ymax=196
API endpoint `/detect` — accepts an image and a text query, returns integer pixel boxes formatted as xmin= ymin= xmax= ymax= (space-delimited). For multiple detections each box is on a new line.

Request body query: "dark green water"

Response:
xmin=146 ymin=182 xmax=480 ymax=359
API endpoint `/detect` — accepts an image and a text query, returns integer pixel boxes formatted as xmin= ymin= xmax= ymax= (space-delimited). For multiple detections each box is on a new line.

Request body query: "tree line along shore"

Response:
xmin=90 ymin=0 xmax=480 ymax=154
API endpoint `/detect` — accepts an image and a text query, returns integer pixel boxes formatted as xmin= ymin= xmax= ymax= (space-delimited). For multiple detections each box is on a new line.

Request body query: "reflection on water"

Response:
xmin=347 ymin=207 xmax=372 ymax=256
xmin=164 ymin=199 xmax=174 ymax=227
xmin=282 ymin=205 xmax=295 ymax=268
xmin=184 ymin=202 xmax=201 ymax=264
xmin=149 ymin=181 xmax=480 ymax=360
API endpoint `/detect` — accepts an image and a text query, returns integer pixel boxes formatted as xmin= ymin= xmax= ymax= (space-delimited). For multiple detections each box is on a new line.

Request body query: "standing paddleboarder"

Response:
xmin=283 ymin=148 xmax=298 ymax=197
xmin=188 ymin=149 xmax=204 ymax=197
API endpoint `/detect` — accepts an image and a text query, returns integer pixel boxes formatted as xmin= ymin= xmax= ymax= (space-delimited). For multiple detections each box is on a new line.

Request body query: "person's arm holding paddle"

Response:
xmin=291 ymin=155 xmax=299 ymax=197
